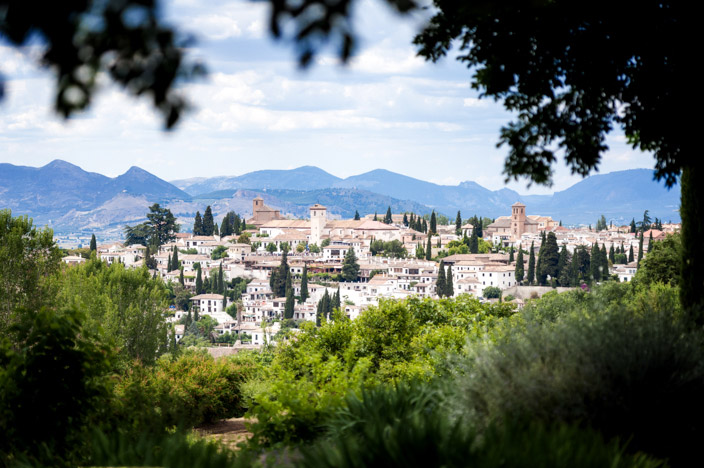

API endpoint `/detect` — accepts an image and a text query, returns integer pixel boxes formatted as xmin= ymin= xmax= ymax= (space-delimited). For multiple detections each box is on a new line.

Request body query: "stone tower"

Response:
xmin=511 ymin=202 xmax=527 ymax=239
xmin=310 ymin=204 xmax=327 ymax=246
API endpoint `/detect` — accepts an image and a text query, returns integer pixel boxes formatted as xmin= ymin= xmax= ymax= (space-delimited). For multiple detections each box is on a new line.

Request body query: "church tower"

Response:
xmin=310 ymin=204 xmax=327 ymax=246
xmin=511 ymin=202 xmax=527 ymax=239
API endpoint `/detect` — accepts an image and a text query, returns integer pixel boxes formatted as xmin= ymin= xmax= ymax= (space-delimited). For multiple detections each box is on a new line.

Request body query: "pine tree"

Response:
xmin=195 ymin=266 xmax=203 ymax=294
xmin=430 ymin=211 xmax=437 ymax=234
xmin=334 ymin=286 xmax=341 ymax=312
xmin=609 ymin=244 xmax=615 ymax=263
xmin=436 ymin=260 xmax=446 ymax=297
xmin=342 ymin=247 xmax=360 ymax=282
xmin=425 ymin=235 xmax=432 ymax=261
xmin=637 ymin=231 xmax=644 ymax=267
xmin=557 ymin=246 xmax=572 ymax=286
xmin=527 ymin=241 xmax=536 ymax=284
xmin=475 ymin=216 xmax=483 ymax=238
xmin=274 ymin=250 xmax=289 ymax=297
xmin=214 ymin=222 xmax=219 ymax=237
xmin=203 ymin=206 xmax=215 ymax=236
xmin=422 ymin=219 xmax=428 ymax=233
xmin=193 ymin=211 xmax=203 ymax=235
xmin=403 ymin=213 xmax=409 ymax=226
xmin=628 ymin=245 xmax=635 ymax=263
xmin=373 ymin=212 xmax=378 ymax=221
xmin=90 ymin=233 xmax=97 ymax=252
xmin=300 ymin=264 xmax=309 ymax=303
xmin=630 ymin=218 xmax=637 ymax=233
xmin=455 ymin=211 xmax=462 ymax=235
xmin=509 ymin=246 xmax=514 ymax=263
xmin=515 ymin=248 xmax=524 ymax=283
xmin=167 ymin=251 xmax=172 ymax=271
xmin=354 ymin=210 xmax=360 ymax=221
xmin=179 ymin=267 xmax=184 ymax=286
xmin=445 ymin=265 xmax=454 ymax=297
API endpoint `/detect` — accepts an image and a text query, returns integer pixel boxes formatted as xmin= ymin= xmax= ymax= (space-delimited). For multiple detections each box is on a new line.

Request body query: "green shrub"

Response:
xmin=111 ymin=351 xmax=257 ymax=433
xmin=0 ymin=307 xmax=112 ymax=466
xmin=298 ymin=383 xmax=663 ymax=468
xmin=454 ymin=282 xmax=699 ymax=465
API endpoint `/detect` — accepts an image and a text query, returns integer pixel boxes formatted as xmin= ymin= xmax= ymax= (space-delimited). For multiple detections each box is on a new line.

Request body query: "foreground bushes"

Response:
xmin=111 ymin=351 xmax=258 ymax=433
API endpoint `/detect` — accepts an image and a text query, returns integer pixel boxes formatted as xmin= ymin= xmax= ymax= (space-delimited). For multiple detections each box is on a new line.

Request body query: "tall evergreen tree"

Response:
xmin=341 ymin=247 xmax=360 ymax=282
xmin=609 ymin=244 xmax=616 ymax=263
xmin=90 ymin=233 xmax=97 ymax=252
xmin=416 ymin=243 xmax=425 ymax=260
xmin=193 ymin=211 xmax=203 ymax=236
xmin=630 ymin=218 xmax=637 ymax=233
xmin=300 ymin=264 xmax=309 ymax=303
xmin=515 ymin=248 xmax=524 ymax=283
xmin=284 ymin=282 xmax=294 ymax=319
xmin=475 ymin=216 xmax=483 ymax=238
xmin=218 ymin=263 xmax=224 ymax=294
xmin=354 ymin=210 xmax=360 ymax=221
xmin=469 ymin=231 xmax=479 ymax=253
xmin=384 ymin=206 xmax=393 ymax=224
xmin=195 ymin=266 xmax=203 ymax=294
xmin=648 ymin=231 xmax=654 ymax=253
xmin=637 ymin=231 xmax=644 ymax=267
xmin=571 ymin=246 xmax=591 ymax=285
xmin=179 ymin=267 xmax=184 ymax=286
xmin=590 ymin=243 xmax=603 ymax=282
xmin=422 ymin=219 xmax=428 ymax=233
xmin=436 ymin=260 xmax=446 ymax=297
xmin=509 ymin=246 xmax=514 ymax=263
xmin=527 ymin=241 xmax=536 ymax=284
xmin=425 ymin=235 xmax=432 ymax=261
xmin=171 ymin=248 xmax=179 ymax=271
xmin=455 ymin=211 xmax=462 ymax=235
xmin=403 ymin=213 xmax=409 ymax=226
xmin=274 ymin=250 xmax=289 ymax=297
xmin=214 ymin=222 xmax=219 ymax=237
xmin=557 ymin=245 xmax=570 ymax=286
xmin=333 ymin=286 xmax=341 ymax=312
xmin=373 ymin=212 xmax=378 ymax=221
xmin=202 ymin=206 xmax=215 ymax=236
xmin=629 ymin=245 xmax=635 ymax=263
xmin=445 ymin=265 xmax=454 ymax=297
xmin=429 ymin=211 xmax=437 ymax=234
xmin=167 ymin=251 xmax=172 ymax=271
xmin=537 ymin=232 xmax=559 ymax=285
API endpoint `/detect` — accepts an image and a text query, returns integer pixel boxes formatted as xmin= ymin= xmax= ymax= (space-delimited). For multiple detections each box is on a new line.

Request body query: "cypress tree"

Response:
xmin=195 ymin=266 xmax=203 ymax=294
xmin=422 ymin=219 xmax=428 ymax=233
xmin=172 ymin=248 xmax=179 ymax=271
xmin=630 ymin=218 xmax=637 ymax=233
xmin=203 ymin=206 xmax=215 ymax=236
xmin=193 ymin=211 xmax=203 ymax=235
xmin=384 ymin=206 xmax=393 ymax=224
xmin=179 ymin=267 xmax=184 ymax=286
xmin=90 ymin=233 xmax=97 ymax=252
xmin=445 ymin=265 xmax=454 ymax=297
xmin=373 ymin=212 xmax=378 ymax=221
xmin=341 ymin=247 xmax=360 ymax=282
xmin=648 ymin=231 xmax=654 ymax=253
xmin=515 ymin=248 xmax=524 ymax=283
xmin=425 ymin=235 xmax=432 ymax=261
xmin=218 ymin=263 xmax=224 ymax=294
xmin=430 ymin=211 xmax=437 ymax=234
xmin=590 ymin=243 xmax=602 ymax=281
xmin=300 ymin=264 xmax=309 ymax=303
xmin=527 ymin=241 xmax=536 ymax=284
xmin=436 ymin=261 xmax=446 ymax=297
xmin=629 ymin=245 xmax=635 ymax=263
xmin=274 ymin=250 xmax=289 ymax=297
xmin=167 ymin=251 xmax=173 ymax=271
xmin=609 ymin=244 xmax=615 ymax=263
xmin=537 ymin=232 xmax=559 ymax=285
xmin=475 ymin=216 xmax=483 ymax=238
xmin=284 ymin=282 xmax=294 ymax=319
xmin=354 ymin=210 xmax=360 ymax=221
xmin=557 ymin=246 xmax=572 ymax=286
xmin=214 ymin=222 xmax=219 ymax=237
xmin=469 ymin=231 xmax=478 ymax=253
xmin=334 ymin=286 xmax=341 ymax=312
xmin=637 ymin=231 xmax=644 ymax=267
xmin=455 ymin=211 xmax=462 ymax=235
xmin=509 ymin=246 xmax=514 ymax=263
xmin=403 ymin=213 xmax=409 ymax=226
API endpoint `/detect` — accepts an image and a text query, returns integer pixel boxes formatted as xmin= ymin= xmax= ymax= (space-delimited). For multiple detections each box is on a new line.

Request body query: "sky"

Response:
xmin=0 ymin=0 xmax=656 ymax=195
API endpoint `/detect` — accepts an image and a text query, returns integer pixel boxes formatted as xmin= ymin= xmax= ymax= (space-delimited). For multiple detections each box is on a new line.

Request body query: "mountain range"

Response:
xmin=0 ymin=160 xmax=681 ymax=236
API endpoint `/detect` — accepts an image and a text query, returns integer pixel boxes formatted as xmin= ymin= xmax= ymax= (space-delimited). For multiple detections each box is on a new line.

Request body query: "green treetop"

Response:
xmin=342 ymin=247 xmax=360 ymax=282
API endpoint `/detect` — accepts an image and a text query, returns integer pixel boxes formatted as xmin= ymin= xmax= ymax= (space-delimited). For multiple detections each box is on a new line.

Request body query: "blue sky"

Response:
xmin=0 ymin=0 xmax=655 ymax=195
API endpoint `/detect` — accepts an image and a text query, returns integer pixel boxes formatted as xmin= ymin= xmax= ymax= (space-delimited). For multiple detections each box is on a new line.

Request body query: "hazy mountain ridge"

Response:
xmin=0 ymin=161 xmax=681 ymax=235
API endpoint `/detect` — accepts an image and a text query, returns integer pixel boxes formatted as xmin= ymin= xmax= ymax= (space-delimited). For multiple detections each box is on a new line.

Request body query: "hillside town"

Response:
xmin=60 ymin=197 xmax=679 ymax=348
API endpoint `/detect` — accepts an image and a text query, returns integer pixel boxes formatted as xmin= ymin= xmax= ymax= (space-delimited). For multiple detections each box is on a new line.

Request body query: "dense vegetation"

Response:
xmin=0 ymin=208 xmax=694 ymax=467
